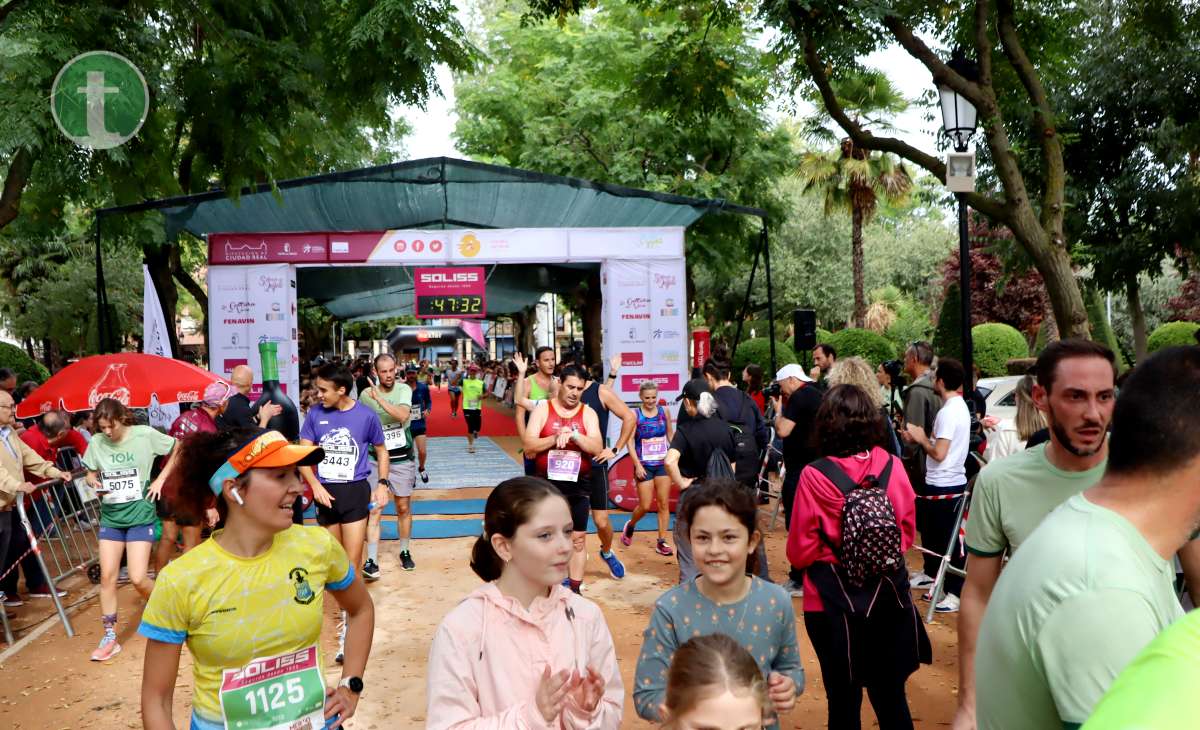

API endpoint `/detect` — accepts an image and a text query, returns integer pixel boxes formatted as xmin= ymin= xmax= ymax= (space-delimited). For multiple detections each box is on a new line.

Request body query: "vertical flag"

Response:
xmin=143 ymin=265 xmax=180 ymax=430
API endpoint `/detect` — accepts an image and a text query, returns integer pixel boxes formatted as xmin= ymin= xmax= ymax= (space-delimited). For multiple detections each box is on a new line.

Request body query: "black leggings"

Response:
xmin=804 ymin=611 xmax=914 ymax=730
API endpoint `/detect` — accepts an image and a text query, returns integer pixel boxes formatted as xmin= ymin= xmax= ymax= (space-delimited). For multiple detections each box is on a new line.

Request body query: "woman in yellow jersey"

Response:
xmin=140 ymin=429 xmax=375 ymax=730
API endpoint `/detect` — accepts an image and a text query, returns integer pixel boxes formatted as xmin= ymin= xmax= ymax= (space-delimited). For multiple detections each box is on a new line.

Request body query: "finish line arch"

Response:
xmin=205 ymin=226 xmax=688 ymax=404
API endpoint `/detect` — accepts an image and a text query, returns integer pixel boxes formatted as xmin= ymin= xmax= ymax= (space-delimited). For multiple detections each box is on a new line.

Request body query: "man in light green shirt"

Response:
xmin=461 ymin=363 xmax=485 ymax=454
xmin=954 ymin=340 xmax=1116 ymax=728
xmin=1083 ymin=607 xmax=1200 ymax=730
xmin=358 ymin=353 xmax=417 ymax=573
xmin=975 ymin=346 xmax=1200 ymax=730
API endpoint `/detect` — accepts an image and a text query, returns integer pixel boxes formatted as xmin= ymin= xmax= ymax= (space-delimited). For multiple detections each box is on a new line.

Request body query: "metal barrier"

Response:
xmin=0 ymin=468 xmax=99 ymax=645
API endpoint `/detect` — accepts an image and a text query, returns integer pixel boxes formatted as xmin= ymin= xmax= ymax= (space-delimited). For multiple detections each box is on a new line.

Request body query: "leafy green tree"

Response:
xmin=453 ymin=1 xmax=792 ymax=277
xmin=1 ymin=0 xmax=475 ymax=356
xmin=797 ymin=71 xmax=913 ymax=328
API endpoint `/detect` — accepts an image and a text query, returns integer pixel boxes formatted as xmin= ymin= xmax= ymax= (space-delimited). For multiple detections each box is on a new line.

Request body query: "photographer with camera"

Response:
xmin=878 ymin=359 xmax=905 ymax=420
xmin=771 ymin=364 xmax=823 ymax=597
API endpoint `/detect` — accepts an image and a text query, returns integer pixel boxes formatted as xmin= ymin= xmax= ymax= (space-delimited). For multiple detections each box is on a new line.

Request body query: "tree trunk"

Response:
xmin=583 ymin=271 xmax=602 ymax=367
xmin=1126 ymin=276 xmax=1148 ymax=363
xmin=511 ymin=307 xmax=536 ymax=354
xmin=851 ymin=203 xmax=866 ymax=328
xmin=143 ymin=244 xmax=181 ymax=357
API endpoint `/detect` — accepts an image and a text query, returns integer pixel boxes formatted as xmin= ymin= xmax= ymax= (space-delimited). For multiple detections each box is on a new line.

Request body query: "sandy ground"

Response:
xmin=0 ymin=433 xmax=961 ymax=728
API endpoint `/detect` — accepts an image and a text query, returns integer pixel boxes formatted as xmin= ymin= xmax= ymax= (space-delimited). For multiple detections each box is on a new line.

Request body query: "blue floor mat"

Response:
xmin=304 ymin=498 xmax=490 ymax=520
xmin=377 ymin=512 xmax=675 ymax=540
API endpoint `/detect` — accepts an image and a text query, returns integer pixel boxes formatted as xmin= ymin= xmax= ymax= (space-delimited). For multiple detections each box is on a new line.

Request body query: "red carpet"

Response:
xmin=423 ymin=385 xmax=518 ymax=438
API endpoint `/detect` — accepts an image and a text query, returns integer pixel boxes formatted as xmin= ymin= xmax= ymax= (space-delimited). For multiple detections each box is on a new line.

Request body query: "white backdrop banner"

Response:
xmin=207 ymin=264 xmax=299 ymax=399
xmin=602 ymin=258 xmax=687 ymax=404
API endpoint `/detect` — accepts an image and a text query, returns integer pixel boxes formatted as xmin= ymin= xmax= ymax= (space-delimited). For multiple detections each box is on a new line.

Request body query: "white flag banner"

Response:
xmin=143 ymin=264 xmax=180 ymax=430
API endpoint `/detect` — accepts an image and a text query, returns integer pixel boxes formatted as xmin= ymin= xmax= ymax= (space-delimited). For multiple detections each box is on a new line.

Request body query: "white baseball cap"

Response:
xmin=775 ymin=363 xmax=814 ymax=383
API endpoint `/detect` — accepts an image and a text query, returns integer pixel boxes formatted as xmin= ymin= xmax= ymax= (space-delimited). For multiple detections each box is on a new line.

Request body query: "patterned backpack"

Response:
xmin=811 ymin=457 xmax=902 ymax=587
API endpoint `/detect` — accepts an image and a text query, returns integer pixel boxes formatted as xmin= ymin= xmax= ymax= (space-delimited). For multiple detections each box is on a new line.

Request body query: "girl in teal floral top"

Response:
xmin=634 ymin=480 xmax=803 ymax=724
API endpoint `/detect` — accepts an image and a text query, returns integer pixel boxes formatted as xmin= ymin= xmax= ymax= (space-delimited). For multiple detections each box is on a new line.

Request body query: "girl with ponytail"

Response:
xmin=427 ymin=476 xmax=624 ymax=728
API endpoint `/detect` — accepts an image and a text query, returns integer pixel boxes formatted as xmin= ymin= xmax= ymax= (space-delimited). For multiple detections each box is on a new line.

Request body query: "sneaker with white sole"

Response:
xmin=599 ymin=550 xmax=625 ymax=579
xmin=935 ymin=593 xmax=961 ymax=613
xmin=782 ymin=579 xmax=804 ymax=598
xmin=362 ymin=559 xmax=380 ymax=582
xmin=654 ymin=539 xmax=674 ymax=557
xmin=909 ymin=571 xmax=935 ymax=589
xmin=620 ymin=521 xmax=635 ymax=547
xmin=419 ymin=469 xmax=429 ymax=483
xmin=91 ymin=631 xmax=121 ymax=662
xmin=28 ymin=586 xmax=66 ymax=599
xmin=399 ymin=550 xmax=415 ymax=571
xmin=2 ymin=594 xmax=22 ymax=608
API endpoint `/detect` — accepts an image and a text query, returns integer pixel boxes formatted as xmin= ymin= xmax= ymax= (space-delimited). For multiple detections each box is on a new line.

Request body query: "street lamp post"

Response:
xmin=938 ymin=48 xmax=980 ymax=387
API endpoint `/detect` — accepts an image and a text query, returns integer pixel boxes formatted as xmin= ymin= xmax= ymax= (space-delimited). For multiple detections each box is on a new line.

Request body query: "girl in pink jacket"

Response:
xmin=426 ymin=477 xmax=624 ymax=729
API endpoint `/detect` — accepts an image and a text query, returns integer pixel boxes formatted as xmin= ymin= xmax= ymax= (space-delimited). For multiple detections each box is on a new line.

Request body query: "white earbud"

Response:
xmin=230 ymin=487 xmax=244 ymax=506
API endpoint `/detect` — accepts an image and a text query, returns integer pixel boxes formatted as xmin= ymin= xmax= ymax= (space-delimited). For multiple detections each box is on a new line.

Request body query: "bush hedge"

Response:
xmin=733 ymin=338 xmax=797 ymax=380
xmin=0 ymin=342 xmax=50 ymax=384
xmin=933 ymin=283 xmax=963 ymax=361
xmin=1147 ymin=321 xmax=1200 ymax=353
xmin=824 ymin=328 xmax=896 ymax=367
xmin=972 ymin=323 xmax=1029 ymax=377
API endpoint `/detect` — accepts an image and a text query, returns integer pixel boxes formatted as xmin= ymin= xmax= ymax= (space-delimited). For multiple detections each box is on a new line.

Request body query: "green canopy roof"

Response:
xmin=100 ymin=157 xmax=764 ymax=236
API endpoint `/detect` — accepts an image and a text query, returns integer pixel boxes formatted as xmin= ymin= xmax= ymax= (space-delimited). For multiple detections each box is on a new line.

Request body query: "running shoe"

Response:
xmin=620 ymin=520 xmax=635 ymax=547
xmin=782 ymin=579 xmax=804 ymax=598
xmin=399 ymin=550 xmax=415 ymax=571
xmin=467 ymin=445 xmax=476 ymax=454
xmin=362 ymin=559 xmax=380 ymax=582
xmin=935 ymin=593 xmax=961 ymax=613
xmin=654 ymin=539 xmax=674 ymax=557
xmin=2 ymin=594 xmax=22 ymax=608
xmin=909 ymin=571 xmax=935 ymax=589
xmin=335 ymin=616 xmax=346 ymax=664
xmin=91 ymin=632 xmax=121 ymax=662
xmin=28 ymin=586 xmax=66 ymax=599
xmin=599 ymin=550 xmax=625 ymax=579
xmin=419 ymin=468 xmax=429 ymax=483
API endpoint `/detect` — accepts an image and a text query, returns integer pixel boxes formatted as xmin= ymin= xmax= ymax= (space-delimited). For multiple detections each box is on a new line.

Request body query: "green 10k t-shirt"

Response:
xmin=83 ymin=424 xmax=176 ymax=529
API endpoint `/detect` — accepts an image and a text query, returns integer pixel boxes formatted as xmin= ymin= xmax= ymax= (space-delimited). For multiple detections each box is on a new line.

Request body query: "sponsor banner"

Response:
xmin=327 ymin=232 xmax=391 ymax=262
xmin=209 ymin=233 xmax=328 ymax=264
xmin=208 ymin=263 xmax=299 ymax=400
xmin=413 ymin=266 xmax=487 ymax=319
xmin=602 ymin=259 xmax=686 ymax=403
xmin=692 ymin=328 xmax=711 ymax=370
xmin=621 ymin=373 xmax=681 ymax=392
xmin=569 ymin=228 xmax=684 ymax=259
xmin=142 ymin=265 xmax=180 ymax=429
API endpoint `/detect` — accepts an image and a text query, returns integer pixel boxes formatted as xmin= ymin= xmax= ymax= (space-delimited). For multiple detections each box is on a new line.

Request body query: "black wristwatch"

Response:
xmin=377 ymin=479 xmax=391 ymax=487
xmin=339 ymin=676 xmax=363 ymax=694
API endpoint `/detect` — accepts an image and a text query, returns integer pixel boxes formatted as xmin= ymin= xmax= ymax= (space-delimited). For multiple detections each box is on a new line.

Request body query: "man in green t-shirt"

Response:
xmin=461 ymin=363 xmax=485 ymax=454
xmin=974 ymin=347 xmax=1200 ymax=730
xmin=1083 ymin=608 xmax=1200 ymax=729
xmin=359 ymin=353 xmax=417 ymax=573
xmin=955 ymin=340 xmax=1116 ymax=727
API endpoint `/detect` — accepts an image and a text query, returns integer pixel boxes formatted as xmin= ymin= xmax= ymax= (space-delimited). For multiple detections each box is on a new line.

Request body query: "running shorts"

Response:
xmin=98 ymin=523 xmax=156 ymax=543
xmin=639 ymin=463 xmax=667 ymax=480
xmin=387 ymin=461 xmax=418 ymax=498
xmin=315 ymin=479 xmax=372 ymax=526
xmin=464 ymin=409 xmax=482 ymax=435
xmin=549 ymin=478 xmax=592 ymax=535
xmin=410 ymin=421 xmax=427 ymax=438
xmin=589 ymin=462 xmax=610 ymax=510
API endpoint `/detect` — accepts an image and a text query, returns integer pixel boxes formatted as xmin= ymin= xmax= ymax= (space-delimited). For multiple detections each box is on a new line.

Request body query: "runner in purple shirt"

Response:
xmin=299 ymin=364 xmax=388 ymax=664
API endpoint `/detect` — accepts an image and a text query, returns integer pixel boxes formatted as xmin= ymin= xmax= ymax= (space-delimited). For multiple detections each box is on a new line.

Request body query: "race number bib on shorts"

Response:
xmin=99 ymin=468 xmax=141 ymax=504
xmin=317 ymin=444 xmax=356 ymax=482
xmin=219 ymin=646 xmax=325 ymax=730
xmin=639 ymin=437 xmax=668 ymax=463
xmin=547 ymin=450 xmax=582 ymax=482
xmin=382 ymin=424 xmax=407 ymax=451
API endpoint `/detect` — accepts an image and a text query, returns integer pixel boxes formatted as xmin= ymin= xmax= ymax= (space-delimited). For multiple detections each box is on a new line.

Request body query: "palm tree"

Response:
xmin=797 ymin=71 xmax=913 ymax=328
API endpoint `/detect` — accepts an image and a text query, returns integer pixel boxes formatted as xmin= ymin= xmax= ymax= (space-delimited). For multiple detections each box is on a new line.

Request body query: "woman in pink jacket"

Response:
xmin=426 ymin=476 xmax=623 ymax=729
xmin=786 ymin=384 xmax=931 ymax=730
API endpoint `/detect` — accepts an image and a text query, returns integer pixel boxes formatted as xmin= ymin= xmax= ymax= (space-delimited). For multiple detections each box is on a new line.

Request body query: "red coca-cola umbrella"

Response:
xmin=15 ymin=353 xmax=229 ymax=418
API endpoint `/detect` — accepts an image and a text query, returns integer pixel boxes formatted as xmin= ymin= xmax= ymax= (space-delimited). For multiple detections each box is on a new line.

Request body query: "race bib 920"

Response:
xmin=546 ymin=450 xmax=582 ymax=482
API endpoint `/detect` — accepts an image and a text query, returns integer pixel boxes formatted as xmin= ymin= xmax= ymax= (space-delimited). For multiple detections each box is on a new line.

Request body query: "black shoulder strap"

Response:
xmin=811 ymin=456 xmax=895 ymax=496
xmin=811 ymin=458 xmax=858 ymax=496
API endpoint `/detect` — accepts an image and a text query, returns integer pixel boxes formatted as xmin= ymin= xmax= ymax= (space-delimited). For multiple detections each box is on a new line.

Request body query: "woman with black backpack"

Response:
xmin=786 ymin=384 xmax=930 ymax=730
